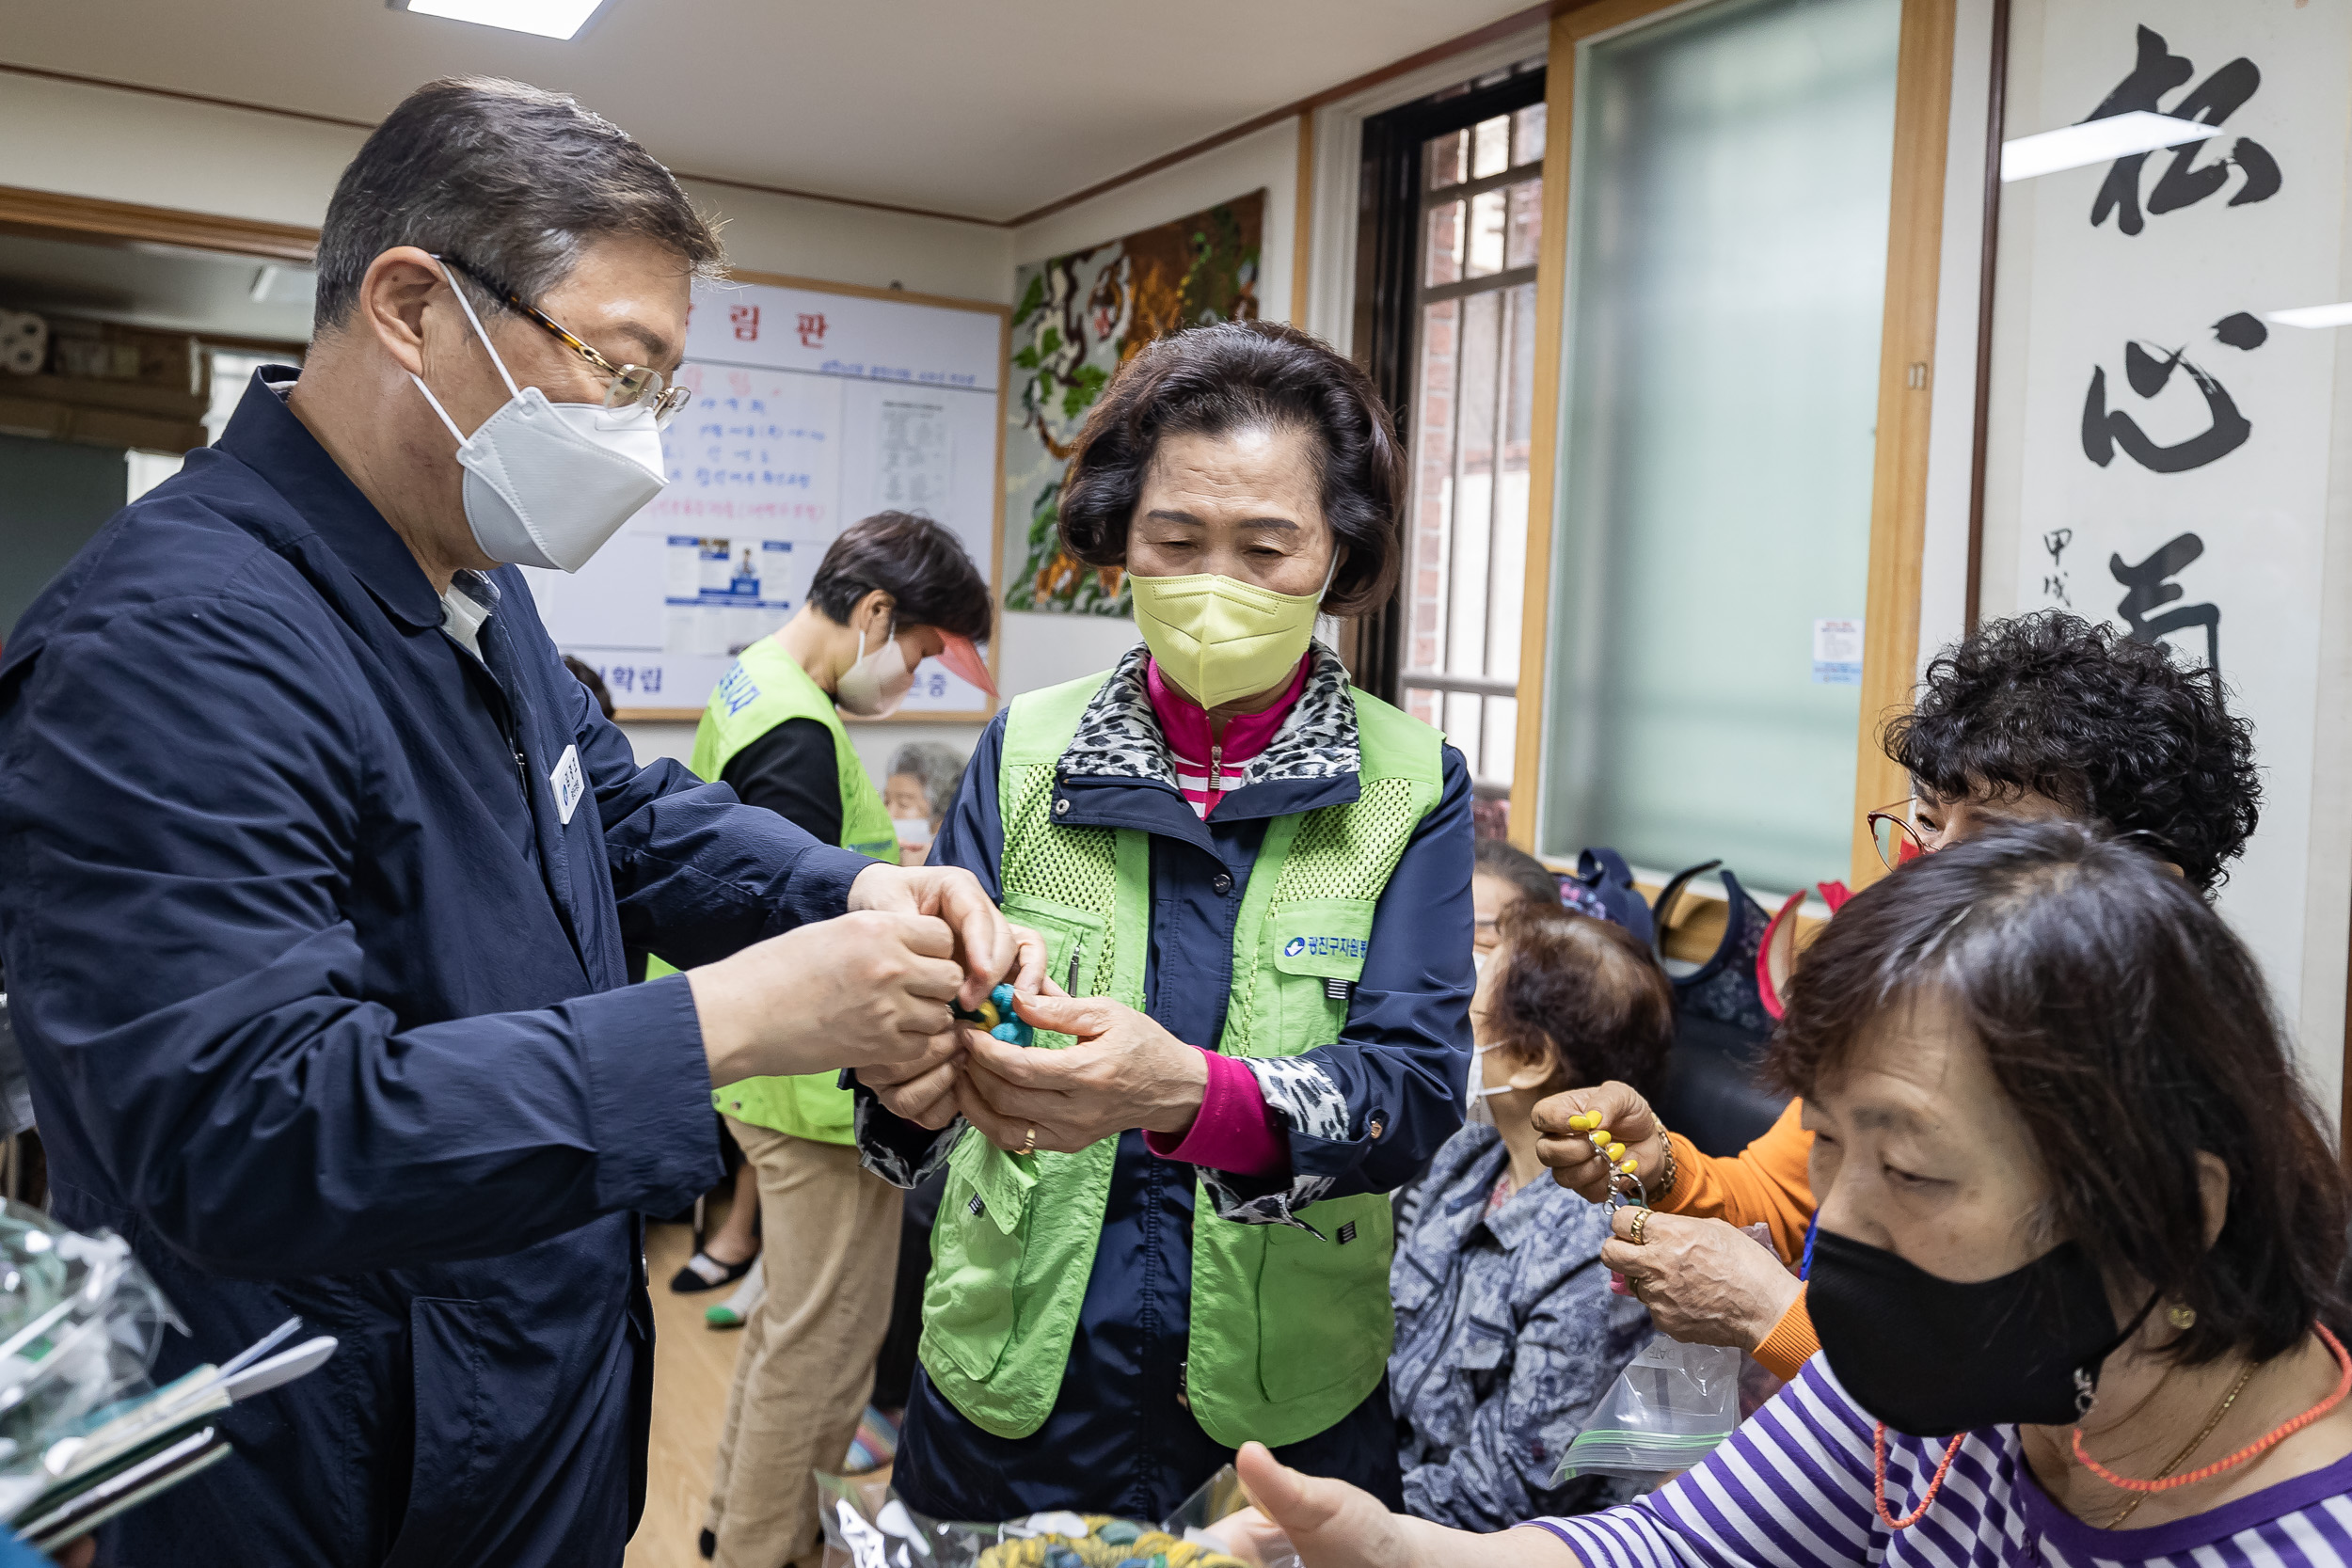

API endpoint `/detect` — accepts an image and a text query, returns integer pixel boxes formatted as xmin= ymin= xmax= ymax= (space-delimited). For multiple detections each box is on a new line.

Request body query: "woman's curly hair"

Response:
xmin=1056 ymin=321 xmax=1404 ymax=616
xmin=1881 ymin=612 xmax=2259 ymax=893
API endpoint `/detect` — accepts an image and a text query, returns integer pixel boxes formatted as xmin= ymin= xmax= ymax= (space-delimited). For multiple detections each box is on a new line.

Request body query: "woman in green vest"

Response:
xmin=852 ymin=322 xmax=1477 ymax=1523
xmin=690 ymin=509 xmax=996 ymax=1568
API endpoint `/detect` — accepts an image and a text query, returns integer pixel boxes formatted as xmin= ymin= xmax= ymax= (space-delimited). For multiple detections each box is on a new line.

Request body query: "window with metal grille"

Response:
xmin=1355 ymin=67 xmax=1545 ymax=829
xmin=1400 ymin=105 xmax=1544 ymax=795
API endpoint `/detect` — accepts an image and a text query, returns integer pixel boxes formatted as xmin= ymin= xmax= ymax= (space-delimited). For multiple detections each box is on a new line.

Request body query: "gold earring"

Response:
xmin=2167 ymin=1303 xmax=2198 ymax=1330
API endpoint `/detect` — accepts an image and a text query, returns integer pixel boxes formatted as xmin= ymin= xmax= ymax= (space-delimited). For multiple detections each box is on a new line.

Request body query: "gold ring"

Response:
xmin=1020 ymin=1126 xmax=1038 ymax=1156
xmin=1628 ymin=1209 xmax=1650 ymax=1246
xmin=1627 ymin=1274 xmax=1646 ymax=1302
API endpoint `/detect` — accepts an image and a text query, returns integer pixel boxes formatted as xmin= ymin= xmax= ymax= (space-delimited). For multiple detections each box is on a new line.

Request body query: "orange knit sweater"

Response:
xmin=1654 ymin=1099 xmax=1818 ymax=1382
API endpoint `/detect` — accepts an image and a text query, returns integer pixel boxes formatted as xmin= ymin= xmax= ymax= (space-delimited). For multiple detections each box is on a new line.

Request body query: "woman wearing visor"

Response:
xmin=851 ymin=321 xmax=1476 ymax=1522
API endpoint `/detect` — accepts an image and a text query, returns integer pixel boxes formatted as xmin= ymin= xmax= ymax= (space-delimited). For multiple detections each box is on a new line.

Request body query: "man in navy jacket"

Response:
xmin=0 ymin=77 xmax=1020 ymax=1567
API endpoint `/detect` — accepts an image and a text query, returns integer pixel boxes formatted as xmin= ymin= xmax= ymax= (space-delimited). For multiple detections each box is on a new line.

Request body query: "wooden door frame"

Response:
xmin=1506 ymin=0 xmax=1960 ymax=897
xmin=0 ymin=185 xmax=319 ymax=263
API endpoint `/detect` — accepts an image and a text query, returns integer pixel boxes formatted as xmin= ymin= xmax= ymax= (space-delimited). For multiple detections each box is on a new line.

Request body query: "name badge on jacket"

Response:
xmin=550 ymin=744 xmax=585 ymax=826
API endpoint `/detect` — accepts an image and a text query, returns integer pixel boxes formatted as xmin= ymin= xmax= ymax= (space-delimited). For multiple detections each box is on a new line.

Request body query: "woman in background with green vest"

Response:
xmin=852 ymin=322 xmax=1476 ymax=1524
xmin=690 ymin=510 xmax=996 ymax=1568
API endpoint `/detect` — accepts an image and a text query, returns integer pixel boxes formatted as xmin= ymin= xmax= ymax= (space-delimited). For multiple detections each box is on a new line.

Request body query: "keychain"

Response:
xmin=1567 ymin=1110 xmax=1646 ymax=1209
xmin=1569 ymin=1112 xmax=1647 ymax=1299
xmin=953 ymin=983 xmax=1035 ymax=1045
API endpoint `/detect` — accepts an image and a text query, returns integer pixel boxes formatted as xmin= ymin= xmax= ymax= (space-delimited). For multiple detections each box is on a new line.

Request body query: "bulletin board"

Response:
xmin=523 ymin=270 xmax=1010 ymax=721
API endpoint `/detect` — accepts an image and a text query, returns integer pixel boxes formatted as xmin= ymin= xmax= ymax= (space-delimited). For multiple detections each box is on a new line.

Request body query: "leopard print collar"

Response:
xmin=1057 ymin=640 xmax=1360 ymax=788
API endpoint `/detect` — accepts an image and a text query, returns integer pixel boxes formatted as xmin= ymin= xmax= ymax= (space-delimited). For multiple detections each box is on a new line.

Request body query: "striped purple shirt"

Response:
xmin=1529 ymin=1355 xmax=2352 ymax=1568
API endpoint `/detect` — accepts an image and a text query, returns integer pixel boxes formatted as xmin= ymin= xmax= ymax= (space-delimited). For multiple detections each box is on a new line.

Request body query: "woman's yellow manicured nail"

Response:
xmin=1567 ymin=1113 xmax=1597 ymax=1132
xmin=1606 ymin=1142 xmax=1626 ymax=1161
xmin=1587 ymin=1130 xmax=1611 ymax=1148
xmin=1619 ymin=1157 xmax=1639 ymax=1174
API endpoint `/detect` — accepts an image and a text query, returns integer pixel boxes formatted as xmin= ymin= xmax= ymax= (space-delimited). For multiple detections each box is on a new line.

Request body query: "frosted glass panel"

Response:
xmin=1537 ymin=0 xmax=1899 ymax=893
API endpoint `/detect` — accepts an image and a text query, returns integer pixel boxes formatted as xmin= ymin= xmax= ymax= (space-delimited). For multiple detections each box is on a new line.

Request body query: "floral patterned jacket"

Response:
xmin=1391 ymin=1124 xmax=1654 ymax=1529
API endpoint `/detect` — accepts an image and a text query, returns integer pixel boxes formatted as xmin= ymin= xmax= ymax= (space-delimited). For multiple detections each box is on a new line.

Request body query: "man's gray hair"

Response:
xmin=888 ymin=742 xmax=971 ymax=822
xmin=313 ymin=76 xmax=723 ymax=330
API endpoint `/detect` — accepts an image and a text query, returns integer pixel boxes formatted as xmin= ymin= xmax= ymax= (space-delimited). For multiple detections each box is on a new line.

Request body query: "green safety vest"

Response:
xmin=680 ymin=636 xmax=898 ymax=1145
xmin=916 ymin=668 xmax=1442 ymax=1449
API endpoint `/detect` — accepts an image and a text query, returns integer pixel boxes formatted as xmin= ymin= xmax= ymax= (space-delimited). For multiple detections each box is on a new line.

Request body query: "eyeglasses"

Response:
xmin=1865 ymin=800 xmax=1931 ymax=872
xmin=438 ymin=254 xmax=693 ymax=428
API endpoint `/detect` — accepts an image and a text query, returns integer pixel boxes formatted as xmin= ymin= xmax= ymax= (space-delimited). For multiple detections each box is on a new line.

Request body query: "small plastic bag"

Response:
xmin=1550 ymin=1334 xmax=1741 ymax=1484
xmin=1166 ymin=1464 xmax=1297 ymax=1568
xmin=814 ymin=1465 xmax=1279 ymax=1568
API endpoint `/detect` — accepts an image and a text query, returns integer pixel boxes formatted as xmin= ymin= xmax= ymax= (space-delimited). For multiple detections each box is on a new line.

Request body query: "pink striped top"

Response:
xmin=1134 ymin=655 xmax=1310 ymax=1179
xmin=1145 ymin=655 xmax=1310 ymax=818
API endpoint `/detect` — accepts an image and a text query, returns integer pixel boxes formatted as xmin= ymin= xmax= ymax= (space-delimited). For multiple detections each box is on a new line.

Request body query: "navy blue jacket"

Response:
xmin=856 ymin=646 xmax=1475 ymax=1523
xmin=0 ymin=373 xmax=870 ymax=1566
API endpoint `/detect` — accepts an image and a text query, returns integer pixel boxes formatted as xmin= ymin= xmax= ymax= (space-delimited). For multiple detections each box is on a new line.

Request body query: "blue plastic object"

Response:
xmin=954 ymin=983 xmax=1035 ymax=1046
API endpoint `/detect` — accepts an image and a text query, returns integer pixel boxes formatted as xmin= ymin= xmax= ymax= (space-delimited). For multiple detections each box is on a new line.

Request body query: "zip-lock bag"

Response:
xmin=1549 ymin=1334 xmax=1741 ymax=1485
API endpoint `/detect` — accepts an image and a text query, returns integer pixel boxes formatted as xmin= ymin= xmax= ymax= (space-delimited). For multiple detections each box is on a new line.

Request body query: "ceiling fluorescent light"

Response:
xmin=390 ymin=0 xmax=608 ymax=41
xmin=2267 ymin=302 xmax=2352 ymax=329
xmin=2000 ymin=111 xmax=2221 ymax=183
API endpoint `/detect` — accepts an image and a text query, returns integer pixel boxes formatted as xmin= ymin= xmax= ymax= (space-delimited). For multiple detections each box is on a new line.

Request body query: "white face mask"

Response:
xmin=892 ymin=816 xmax=934 ymax=846
xmin=409 ymin=261 xmax=669 ymax=573
xmin=1465 ymin=1042 xmax=1509 ymax=1127
xmin=837 ymin=626 xmax=916 ymax=718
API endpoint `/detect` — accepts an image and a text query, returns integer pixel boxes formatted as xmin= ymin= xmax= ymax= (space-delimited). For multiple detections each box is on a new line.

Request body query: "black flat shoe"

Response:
xmin=669 ymin=1248 xmax=755 ymax=1293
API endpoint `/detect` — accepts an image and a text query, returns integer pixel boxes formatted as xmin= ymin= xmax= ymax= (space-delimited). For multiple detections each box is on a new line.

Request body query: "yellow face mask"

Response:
xmin=1129 ymin=564 xmax=1330 ymax=709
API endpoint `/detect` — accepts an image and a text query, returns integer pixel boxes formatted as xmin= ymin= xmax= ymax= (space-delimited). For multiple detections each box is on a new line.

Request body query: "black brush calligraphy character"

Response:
xmin=2086 ymin=25 xmax=2279 ymax=234
xmin=2110 ymin=532 xmax=2219 ymax=673
xmin=2082 ymin=319 xmax=2263 ymax=474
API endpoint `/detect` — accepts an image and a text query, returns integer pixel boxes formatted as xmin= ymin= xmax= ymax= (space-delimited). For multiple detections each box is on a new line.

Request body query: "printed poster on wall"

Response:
xmin=2006 ymin=0 xmax=2352 ymax=1018
xmin=523 ymin=277 xmax=1005 ymax=718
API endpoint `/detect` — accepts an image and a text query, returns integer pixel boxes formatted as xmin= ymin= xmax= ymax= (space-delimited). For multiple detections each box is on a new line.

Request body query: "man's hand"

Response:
xmin=1533 ymin=1080 xmax=1666 ymax=1202
xmin=690 ymin=910 xmax=962 ymax=1086
xmin=855 ymin=1031 xmax=966 ymax=1131
xmin=850 ymin=863 xmax=1045 ymax=1008
xmin=953 ymin=990 xmax=1208 ymax=1153
xmin=1603 ymin=1210 xmax=1802 ymax=1350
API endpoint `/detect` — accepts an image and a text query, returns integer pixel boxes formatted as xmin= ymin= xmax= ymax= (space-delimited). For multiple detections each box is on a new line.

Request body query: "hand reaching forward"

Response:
xmin=849 ymin=862 xmax=1046 ymax=1006
xmin=954 ymin=988 xmax=1209 ymax=1154
xmin=1531 ymin=1080 xmax=1666 ymax=1202
xmin=689 ymin=910 xmax=963 ymax=1089
xmin=1227 ymin=1444 xmax=1574 ymax=1568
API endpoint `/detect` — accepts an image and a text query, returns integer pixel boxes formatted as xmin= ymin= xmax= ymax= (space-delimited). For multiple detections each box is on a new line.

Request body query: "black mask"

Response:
xmin=1808 ymin=1228 xmax=2154 ymax=1436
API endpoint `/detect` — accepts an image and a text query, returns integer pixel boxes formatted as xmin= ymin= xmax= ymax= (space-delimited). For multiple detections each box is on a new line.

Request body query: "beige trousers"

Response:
xmin=705 ymin=1119 xmax=900 ymax=1568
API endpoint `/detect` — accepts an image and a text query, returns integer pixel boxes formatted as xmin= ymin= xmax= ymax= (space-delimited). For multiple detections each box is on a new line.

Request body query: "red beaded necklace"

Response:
xmin=1871 ymin=1323 xmax=2352 ymax=1531
xmin=2072 ymin=1323 xmax=2352 ymax=1495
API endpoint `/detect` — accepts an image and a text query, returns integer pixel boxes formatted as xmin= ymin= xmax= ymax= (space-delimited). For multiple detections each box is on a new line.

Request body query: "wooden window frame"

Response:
xmin=1505 ymin=0 xmax=1959 ymax=893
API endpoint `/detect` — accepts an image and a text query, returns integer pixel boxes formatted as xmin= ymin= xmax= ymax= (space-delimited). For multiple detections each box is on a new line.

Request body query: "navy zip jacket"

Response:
xmin=854 ymin=645 xmax=1475 ymax=1523
xmin=0 ymin=372 xmax=872 ymax=1567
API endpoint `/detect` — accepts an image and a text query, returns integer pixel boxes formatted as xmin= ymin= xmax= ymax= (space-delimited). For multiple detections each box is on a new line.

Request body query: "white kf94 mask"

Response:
xmin=409 ymin=260 xmax=669 ymax=573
